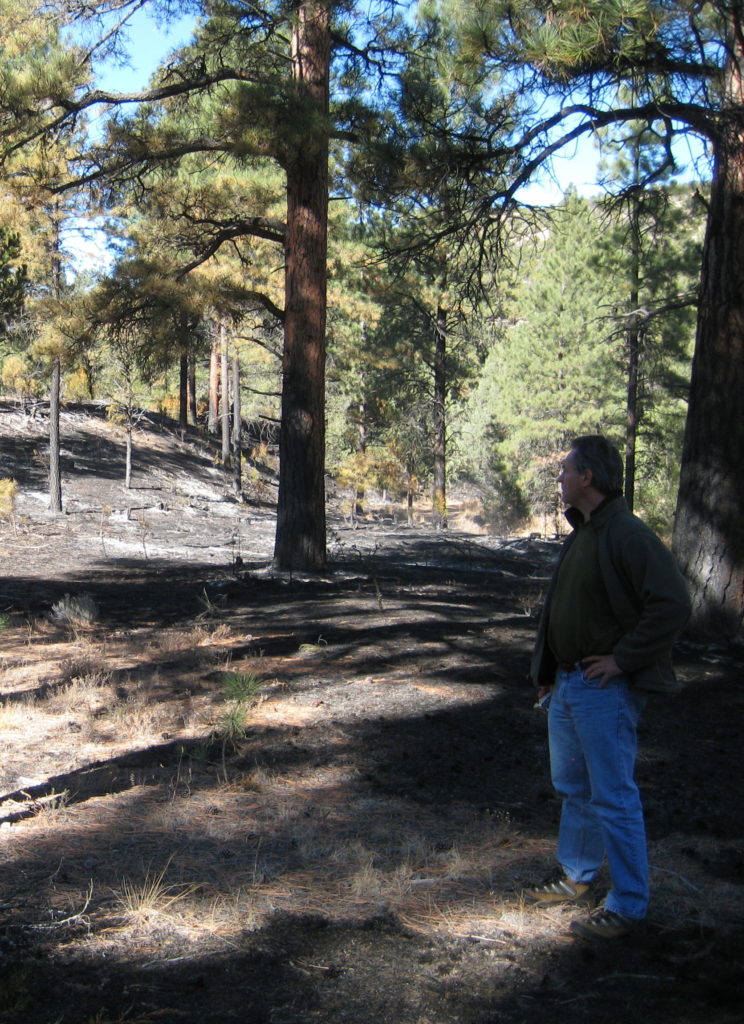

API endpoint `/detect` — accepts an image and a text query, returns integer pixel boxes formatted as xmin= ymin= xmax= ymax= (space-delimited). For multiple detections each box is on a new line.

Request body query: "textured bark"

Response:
xmin=187 ymin=353 xmax=197 ymax=427
xmin=232 ymin=353 xmax=242 ymax=494
xmin=673 ymin=40 xmax=744 ymax=636
xmin=355 ymin=398 xmax=366 ymax=518
xmin=220 ymin=320 xmax=231 ymax=467
xmin=432 ymin=300 xmax=447 ymax=530
xmin=179 ymin=353 xmax=188 ymax=428
xmin=48 ymin=356 xmax=62 ymax=513
xmin=48 ymin=210 xmax=63 ymax=514
xmin=125 ymin=422 xmax=133 ymax=490
xmin=624 ymin=168 xmax=642 ymax=514
xmin=208 ymin=328 xmax=219 ymax=435
xmin=273 ymin=1 xmax=329 ymax=571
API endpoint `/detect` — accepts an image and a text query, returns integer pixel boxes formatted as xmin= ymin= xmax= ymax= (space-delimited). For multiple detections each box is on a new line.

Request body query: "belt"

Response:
xmin=557 ymin=660 xmax=582 ymax=671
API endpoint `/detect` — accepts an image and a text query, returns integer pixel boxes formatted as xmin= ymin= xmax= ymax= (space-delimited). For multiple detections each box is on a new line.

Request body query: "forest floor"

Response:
xmin=0 ymin=401 xmax=742 ymax=1024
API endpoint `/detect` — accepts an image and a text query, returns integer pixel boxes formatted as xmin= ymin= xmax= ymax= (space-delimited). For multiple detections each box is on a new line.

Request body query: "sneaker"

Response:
xmin=522 ymin=871 xmax=594 ymax=906
xmin=569 ymin=907 xmax=641 ymax=940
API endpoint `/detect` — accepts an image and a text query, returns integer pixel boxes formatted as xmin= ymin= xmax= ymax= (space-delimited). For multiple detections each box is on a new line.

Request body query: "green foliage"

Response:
xmin=209 ymin=669 xmax=263 ymax=781
xmin=455 ymin=185 xmax=701 ymax=532
xmin=222 ymin=670 xmax=262 ymax=704
xmin=467 ymin=194 xmax=625 ymax=518
xmin=0 ymin=227 xmax=26 ymax=331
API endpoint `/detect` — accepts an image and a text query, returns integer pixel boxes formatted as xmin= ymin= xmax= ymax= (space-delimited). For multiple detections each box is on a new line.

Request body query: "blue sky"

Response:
xmin=66 ymin=7 xmax=196 ymax=272
xmin=94 ymin=7 xmax=196 ymax=92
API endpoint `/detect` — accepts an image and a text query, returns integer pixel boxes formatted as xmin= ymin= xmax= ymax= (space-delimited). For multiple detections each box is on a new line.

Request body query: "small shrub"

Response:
xmin=222 ymin=670 xmax=262 ymax=702
xmin=63 ymin=367 xmax=93 ymax=402
xmin=0 ymin=478 xmax=18 ymax=520
xmin=210 ymin=670 xmax=264 ymax=781
xmin=50 ymin=593 xmax=100 ymax=625
xmin=2 ymin=354 xmax=40 ymax=400
xmin=59 ymin=657 xmax=109 ymax=686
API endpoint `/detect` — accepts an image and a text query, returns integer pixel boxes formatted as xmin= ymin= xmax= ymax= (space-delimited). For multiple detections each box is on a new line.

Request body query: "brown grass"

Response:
xmin=1 ymin=591 xmax=742 ymax=1009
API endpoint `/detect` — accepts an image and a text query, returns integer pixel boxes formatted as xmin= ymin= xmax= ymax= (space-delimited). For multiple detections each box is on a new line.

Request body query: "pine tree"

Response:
xmin=0 ymin=228 xmax=26 ymax=334
xmin=463 ymin=193 xmax=626 ymax=530
xmin=2 ymin=0 xmax=414 ymax=571
xmin=446 ymin=0 xmax=744 ymax=633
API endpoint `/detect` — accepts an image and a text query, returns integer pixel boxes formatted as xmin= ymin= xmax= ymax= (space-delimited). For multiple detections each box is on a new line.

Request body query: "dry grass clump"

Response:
xmin=45 ymin=659 xmax=117 ymax=739
xmin=58 ymin=655 xmax=111 ymax=685
xmin=114 ymin=857 xmax=198 ymax=922
xmin=0 ymin=693 xmax=36 ymax=730
xmin=155 ymin=622 xmax=235 ymax=656
xmin=29 ymin=788 xmax=73 ymax=824
xmin=109 ymin=697 xmax=167 ymax=741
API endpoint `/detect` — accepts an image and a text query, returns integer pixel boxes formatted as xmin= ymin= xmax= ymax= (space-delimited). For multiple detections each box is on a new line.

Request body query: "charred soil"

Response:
xmin=0 ymin=403 xmax=742 ymax=1024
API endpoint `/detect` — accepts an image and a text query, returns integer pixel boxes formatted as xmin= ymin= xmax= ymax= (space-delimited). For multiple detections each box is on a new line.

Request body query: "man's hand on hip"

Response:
xmin=581 ymin=654 xmax=622 ymax=689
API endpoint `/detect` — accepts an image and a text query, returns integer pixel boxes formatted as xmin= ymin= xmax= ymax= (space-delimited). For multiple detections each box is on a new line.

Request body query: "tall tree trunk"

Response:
xmin=208 ymin=325 xmax=220 ymax=435
xmin=355 ymin=396 xmax=366 ymax=518
xmin=125 ymin=417 xmax=133 ymax=489
xmin=432 ymin=300 xmax=447 ymax=530
xmin=220 ymin=319 xmax=231 ymax=467
xmin=187 ymin=353 xmax=197 ymax=426
xmin=625 ymin=183 xmax=642 ymax=513
xmin=48 ymin=204 xmax=63 ymax=513
xmin=179 ymin=353 xmax=188 ymax=428
xmin=232 ymin=352 xmax=242 ymax=494
xmin=48 ymin=356 xmax=62 ymax=513
xmin=273 ymin=0 xmax=329 ymax=571
xmin=355 ymin=335 xmax=367 ymax=518
xmin=673 ymin=47 xmax=744 ymax=636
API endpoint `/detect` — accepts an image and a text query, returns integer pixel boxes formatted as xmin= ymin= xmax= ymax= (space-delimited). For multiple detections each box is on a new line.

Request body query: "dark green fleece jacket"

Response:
xmin=530 ymin=496 xmax=691 ymax=693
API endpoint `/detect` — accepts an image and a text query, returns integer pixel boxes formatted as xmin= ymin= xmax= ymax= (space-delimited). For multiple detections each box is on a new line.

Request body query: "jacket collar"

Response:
xmin=564 ymin=491 xmax=625 ymax=530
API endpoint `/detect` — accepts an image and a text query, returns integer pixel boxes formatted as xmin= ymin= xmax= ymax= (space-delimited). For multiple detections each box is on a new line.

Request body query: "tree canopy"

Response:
xmin=2 ymin=0 xmax=743 ymax=633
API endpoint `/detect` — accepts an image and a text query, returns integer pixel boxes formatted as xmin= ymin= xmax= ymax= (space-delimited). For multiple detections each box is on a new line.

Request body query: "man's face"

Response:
xmin=557 ymin=451 xmax=589 ymax=507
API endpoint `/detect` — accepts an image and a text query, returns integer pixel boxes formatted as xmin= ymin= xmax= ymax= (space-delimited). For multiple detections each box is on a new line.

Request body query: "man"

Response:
xmin=525 ymin=435 xmax=690 ymax=940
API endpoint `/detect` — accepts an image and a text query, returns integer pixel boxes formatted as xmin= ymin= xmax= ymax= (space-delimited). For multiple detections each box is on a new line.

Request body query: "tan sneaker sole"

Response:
xmin=523 ymin=879 xmax=594 ymax=906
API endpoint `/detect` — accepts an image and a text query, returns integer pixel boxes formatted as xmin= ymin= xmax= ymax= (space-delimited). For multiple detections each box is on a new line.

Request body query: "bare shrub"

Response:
xmin=50 ymin=593 xmax=100 ymax=626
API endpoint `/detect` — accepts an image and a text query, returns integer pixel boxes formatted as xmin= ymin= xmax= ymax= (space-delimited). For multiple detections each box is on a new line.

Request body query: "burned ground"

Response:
xmin=0 ymin=403 xmax=742 ymax=1024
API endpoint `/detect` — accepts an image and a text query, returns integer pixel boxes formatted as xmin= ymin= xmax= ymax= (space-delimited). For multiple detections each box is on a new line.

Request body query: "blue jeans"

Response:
xmin=548 ymin=664 xmax=649 ymax=919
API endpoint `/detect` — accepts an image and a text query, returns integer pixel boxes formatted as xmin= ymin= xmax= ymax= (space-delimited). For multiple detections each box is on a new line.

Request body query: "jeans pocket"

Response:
xmin=578 ymin=669 xmax=604 ymax=689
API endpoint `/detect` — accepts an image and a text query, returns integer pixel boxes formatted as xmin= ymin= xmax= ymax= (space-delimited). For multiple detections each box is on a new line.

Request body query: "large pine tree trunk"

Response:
xmin=125 ymin=419 xmax=133 ymax=489
xmin=624 ymin=173 xmax=642 ymax=513
xmin=48 ymin=356 xmax=62 ymax=513
xmin=673 ymin=78 xmax=744 ymax=635
xmin=220 ymin=319 xmax=231 ymax=467
xmin=273 ymin=1 xmax=329 ymax=571
xmin=179 ymin=353 xmax=188 ymax=428
xmin=208 ymin=326 xmax=220 ymax=435
xmin=48 ymin=210 xmax=63 ymax=514
xmin=232 ymin=352 xmax=242 ymax=494
xmin=432 ymin=300 xmax=447 ymax=530
xmin=187 ymin=353 xmax=197 ymax=426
